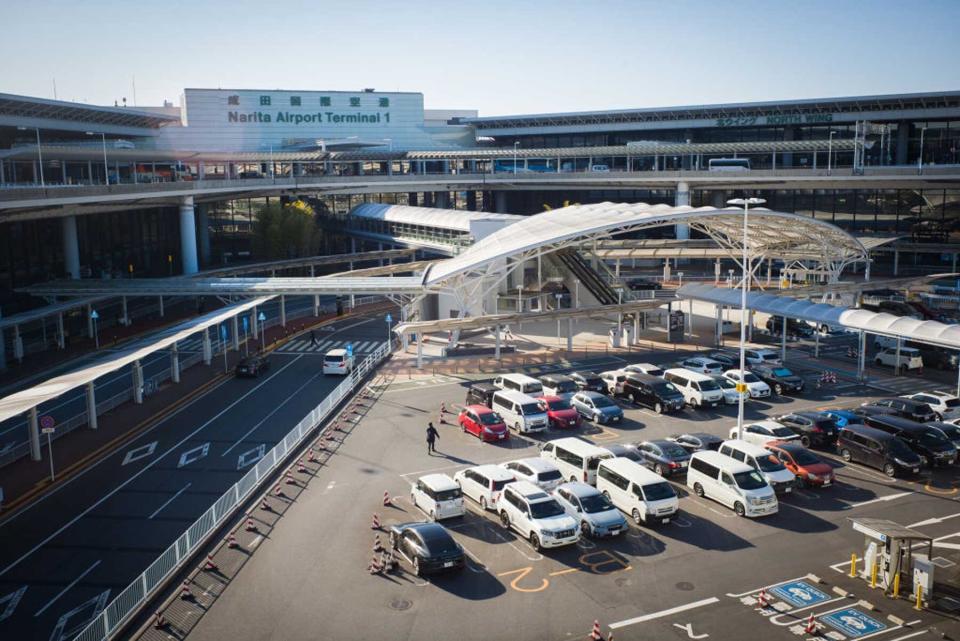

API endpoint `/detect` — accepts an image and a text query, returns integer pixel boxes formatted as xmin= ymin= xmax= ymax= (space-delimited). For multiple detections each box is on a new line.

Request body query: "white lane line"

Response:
xmin=769 ymin=596 xmax=848 ymax=624
xmin=726 ymin=575 xmax=809 ymax=598
xmin=847 ymin=491 xmax=912 ymax=509
xmin=33 ymin=560 xmax=101 ymax=617
xmin=148 ymin=482 xmax=192 ymax=520
xmin=250 ymin=535 xmax=263 ymax=549
xmin=909 ymin=511 xmax=960 ymax=528
xmin=0 ymin=354 xmax=304 ymax=579
xmin=884 ymin=630 xmax=927 ymax=641
xmin=609 ymin=597 xmax=720 ymax=630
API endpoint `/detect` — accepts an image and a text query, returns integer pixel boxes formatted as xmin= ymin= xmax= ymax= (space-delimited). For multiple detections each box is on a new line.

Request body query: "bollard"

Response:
xmin=892 ymin=572 xmax=900 ymax=599
xmin=870 ymin=560 xmax=878 ymax=589
xmin=914 ymin=585 xmax=923 ymax=611
xmin=850 ymin=553 xmax=858 ymax=578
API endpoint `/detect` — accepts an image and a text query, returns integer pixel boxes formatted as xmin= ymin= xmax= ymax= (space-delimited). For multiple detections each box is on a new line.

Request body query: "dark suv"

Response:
xmin=861 ymin=415 xmax=958 ymax=467
xmin=837 ymin=424 xmax=922 ymax=477
xmin=859 ymin=398 xmax=937 ymax=423
xmin=465 ymin=383 xmax=499 ymax=408
xmin=776 ymin=411 xmax=839 ymax=448
xmin=765 ymin=316 xmax=814 ymax=338
xmin=621 ymin=373 xmax=685 ymax=414
xmin=751 ymin=364 xmax=805 ymax=395
xmin=569 ymin=371 xmax=606 ymax=394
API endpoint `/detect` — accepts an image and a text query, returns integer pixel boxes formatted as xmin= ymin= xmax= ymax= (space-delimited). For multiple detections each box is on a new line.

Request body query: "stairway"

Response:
xmin=553 ymin=248 xmax=619 ymax=306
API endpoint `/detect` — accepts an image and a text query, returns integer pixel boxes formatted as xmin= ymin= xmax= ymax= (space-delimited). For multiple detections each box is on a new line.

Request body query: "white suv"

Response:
xmin=724 ymin=369 xmax=772 ymax=399
xmin=500 ymin=458 xmax=563 ymax=492
xmin=599 ymin=370 xmax=627 ymax=396
xmin=744 ymin=349 xmax=781 ymax=367
xmin=875 ymin=347 xmax=923 ymax=372
xmin=497 ymin=481 xmax=580 ymax=551
xmin=906 ymin=391 xmax=960 ymax=420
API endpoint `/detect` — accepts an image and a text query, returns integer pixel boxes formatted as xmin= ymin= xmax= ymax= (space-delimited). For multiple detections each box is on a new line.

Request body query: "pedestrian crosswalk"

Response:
xmin=275 ymin=338 xmax=384 ymax=355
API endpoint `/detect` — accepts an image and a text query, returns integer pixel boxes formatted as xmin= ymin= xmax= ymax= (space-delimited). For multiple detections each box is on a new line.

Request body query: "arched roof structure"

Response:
xmin=422 ymin=202 xmax=867 ymax=287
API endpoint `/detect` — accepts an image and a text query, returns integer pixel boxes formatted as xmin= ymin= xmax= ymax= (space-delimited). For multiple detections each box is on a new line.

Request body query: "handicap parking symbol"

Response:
xmin=769 ymin=580 xmax=829 ymax=608
xmin=820 ymin=608 xmax=885 ymax=638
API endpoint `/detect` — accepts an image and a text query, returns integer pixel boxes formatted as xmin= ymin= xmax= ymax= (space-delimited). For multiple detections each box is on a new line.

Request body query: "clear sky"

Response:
xmin=2 ymin=0 xmax=958 ymax=116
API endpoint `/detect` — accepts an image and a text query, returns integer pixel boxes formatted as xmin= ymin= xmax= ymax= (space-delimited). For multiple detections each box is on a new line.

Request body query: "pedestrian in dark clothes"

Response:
xmin=426 ymin=422 xmax=440 ymax=454
xmin=310 ymin=329 xmax=318 ymax=347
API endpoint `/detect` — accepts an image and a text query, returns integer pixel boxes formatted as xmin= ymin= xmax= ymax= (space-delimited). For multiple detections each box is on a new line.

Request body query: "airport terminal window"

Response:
xmin=259 ymin=95 xmax=271 ymax=106
xmin=290 ymin=96 xmax=301 ymax=106
xmin=320 ymin=96 xmax=331 ymax=106
xmin=350 ymin=97 xmax=361 ymax=107
xmin=379 ymin=97 xmax=389 ymax=107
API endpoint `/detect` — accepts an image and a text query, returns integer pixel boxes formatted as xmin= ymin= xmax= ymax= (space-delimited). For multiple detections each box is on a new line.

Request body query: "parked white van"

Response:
xmin=596 ymin=457 xmax=679 ymax=525
xmin=410 ymin=473 xmax=466 ymax=521
xmin=454 ymin=465 xmax=516 ymax=512
xmin=322 ymin=348 xmax=354 ymax=375
xmin=663 ymin=368 xmax=724 ymax=409
xmin=492 ymin=390 xmax=549 ymax=433
xmin=687 ymin=451 xmax=778 ymax=518
xmin=718 ymin=440 xmax=796 ymax=494
xmin=540 ymin=437 xmax=614 ymax=485
xmin=493 ymin=373 xmax=544 ymax=397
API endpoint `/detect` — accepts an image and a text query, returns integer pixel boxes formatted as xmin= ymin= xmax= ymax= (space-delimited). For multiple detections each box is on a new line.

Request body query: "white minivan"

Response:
xmin=492 ymin=390 xmax=549 ymax=433
xmin=322 ymin=348 xmax=354 ymax=375
xmin=718 ymin=440 xmax=796 ymax=494
xmin=540 ymin=437 xmax=614 ymax=485
xmin=663 ymin=368 xmax=724 ymax=409
xmin=454 ymin=465 xmax=516 ymax=512
xmin=687 ymin=451 xmax=778 ymax=518
xmin=493 ymin=373 xmax=544 ymax=398
xmin=596 ymin=457 xmax=679 ymax=526
xmin=410 ymin=473 xmax=466 ymax=521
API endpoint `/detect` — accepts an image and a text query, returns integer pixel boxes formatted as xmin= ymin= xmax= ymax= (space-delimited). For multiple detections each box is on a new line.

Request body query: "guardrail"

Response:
xmin=74 ymin=340 xmax=391 ymax=641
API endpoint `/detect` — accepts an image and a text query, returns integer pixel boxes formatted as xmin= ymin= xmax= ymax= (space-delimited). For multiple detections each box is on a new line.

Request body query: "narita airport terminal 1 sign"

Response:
xmin=228 ymin=110 xmax=392 ymax=125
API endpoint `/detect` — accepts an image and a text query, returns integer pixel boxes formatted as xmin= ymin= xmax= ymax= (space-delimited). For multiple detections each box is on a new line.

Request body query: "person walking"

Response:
xmin=310 ymin=329 xmax=318 ymax=347
xmin=426 ymin=422 xmax=440 ymax=454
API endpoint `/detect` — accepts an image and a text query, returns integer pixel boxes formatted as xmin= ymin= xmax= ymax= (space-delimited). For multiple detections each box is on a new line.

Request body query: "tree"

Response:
xmin=252 ymin=200 xmax=322 ymax=259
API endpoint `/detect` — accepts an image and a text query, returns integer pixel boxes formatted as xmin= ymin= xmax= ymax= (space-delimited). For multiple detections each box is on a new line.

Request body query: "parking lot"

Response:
xmin=182 ymin=349 xmax=960 ymax=641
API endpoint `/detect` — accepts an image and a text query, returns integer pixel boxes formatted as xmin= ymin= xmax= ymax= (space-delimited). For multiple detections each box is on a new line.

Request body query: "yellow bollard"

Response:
xmin=892 ymin=572 xmax=900 ymax=599
xmin=914 ymin=585 xmax=923 ymax=611
xmin=870 ymin=561 xmax=878 ymax=589
xmin=849 ymin=553 xmax=858 ymax=578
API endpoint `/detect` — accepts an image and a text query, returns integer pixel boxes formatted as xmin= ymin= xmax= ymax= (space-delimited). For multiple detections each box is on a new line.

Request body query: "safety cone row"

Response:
xmin=804 ymin=613 xmax=817 ymax=634
xmin=308 ymin=449 xmax=319 ymax=462
xmin=383 ymin=491 xmax=392 ymax=506
xmin=227 ymin=533 xmax=239 ymax=549
xmin=274 ymin=484 xmax=285 ymax=497
xmin=284 ymin=472 xmax=297 ymax=485
xmin=203 ymin=553 xmax=218 ymax=572
xmin=180 ymin=580 xmax=193 ymax=600
xmin=374 ymin=534 xmax=384 ymax=553
xmin=371 ymin=513 xmax=381 ymax=530
xmin=261 ymin=498 xmax=272 ymax=511
xmin=368 ymin=555 xmax=382 ymax=575
xmin=297 ymin=460 xmax=307 ymax=474
xmin=589 ymin=619 xmax=603 ymax=640
xmin=381 ymin=549 xmax=398 ymax=573
xmin=245 ymin=518 xmax=258 ymax=532
xmin=153 ymin=611 xmax=167 ymax=629
xmin=757 ymin=589 xmax=769 ymax=608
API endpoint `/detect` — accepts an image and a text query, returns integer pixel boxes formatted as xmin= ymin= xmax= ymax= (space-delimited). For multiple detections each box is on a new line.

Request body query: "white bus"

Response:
xmin=708 ymin=158 xmax=751 ymax=172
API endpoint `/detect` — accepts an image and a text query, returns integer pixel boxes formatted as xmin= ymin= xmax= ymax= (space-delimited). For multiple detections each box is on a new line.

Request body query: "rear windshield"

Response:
xmin=554 ymin=380 xmax=578 ymax=393
xmin=546 ymin=399 xmax=571 ymax=411
xmin=581 ymin=493 xmax=616 ymax=514
xmin=584 ymin=376 xmax=603 ymax=385
xmin=435 ymin=488 xmax=462 ymax=501
xmin=705 ymin=363 xmax=722 ymax=371
xmin=772 ymin=368 xmax=794 ymax=377
xmin=422 ymin=532 xmax=460 ymax=555
xmin=814 ymin=418 xmax=837 ymax=430
xmin=734 ymin=470 xmax=767 ymax=490
xmin=771 ymin=426 xmax=796 ymax=439
xmin=651 ymin=382 xmax=679 ymax=395
xmin=698 ymin=379 xmax=720 ymax=391
xmin=520 ymin=402 xmax=542 ymax=414
xmin=492 ymin=478 xmax=514 ymax=492
xmin=791 ymin=448 xmax=821 ymax=466
xmin=645 ymin=367 xmax=664 ymax=376
xmin=587 ymin=455 xmax=611 ymax=471
xmin=742 ymin=373 xmax=760 ymax=383
xmin=945 ymin=399 xmax=960 ymax=408
xmin=661 ymin=442 xmax=688 ymax=458
xmin=762 ymin=354 xmax=779 ymax=362
xmin=479 ymin=412 xmax=503 ymax=425
xmin=529 ymin=499 xmax=565 ymax=519
xmin=526 ymin=382 xmax=543 ymax=394
xmin=538 ymin=470 xmax=563 ymax=482
xmin=641 ymin=482 xmax=677 ymax=502
xmin=324 ymin=355 xmax=344 ymax=364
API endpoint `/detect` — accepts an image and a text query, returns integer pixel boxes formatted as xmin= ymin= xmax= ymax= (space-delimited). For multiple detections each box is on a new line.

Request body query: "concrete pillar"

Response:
xmin=896 ymin=123 xmax=910 ymax=165
xmin=494 ymin=191 xmax=508 ymax=213
xmin=158 ymin=296 xmax=164 ymax=318
xmin=715 ymin=304 xmax=722 ymax=347
xmin=29 ymin=407 xmax=41 ymax=461
xmin=280 ymin=295 xmax=287 ymax=327
xmin=251 ymin=309 xmax=259 ymax=339
xmin=171 ymin=342 xmax=180 ymax=383
xmin=56 ymin=313 xmax=65 ymax=349
xmin=714 ymin=259 xmax=721 ymax=284
xmin=179 ymin=196 xmax=199 ymax=274
xmin=435 ymin=192 xmax=450 ymax=208
xmin=675 ymin=182 xmax=690 ymax=240
xmin=351 ymin=237 xmax=356 ymax=254
xmin=232 ymin=315 xmax=240 ymax=350
xmin=782 ymin=126 xmax=795 ymax=168
xmin=466 ymin=190 xmax=477 ymax=211
xmin=893 ymin=249 xmax=899 ymax=276
xmin=86 ymin=382 xmax=97 ymax=429
xmin=202 ymin=328 xmax=212 ymax=365
xmin=858 ymin=332 xmax=867 ymax=381
xmin=313 ymin=295 xmax=320 ymax=316
xmin=132 ymin=360 xmax=143 ymax=404
xmin=197 ymin=204 xmax=211 ymax=268
xmin=61 ymin=215 xmax=81 ymax=279
xmin=495 ymin=325 xmax=501 ymax=359
xmin=766 ymin=258 xmax=773 ymax=285
xmin=416 ymin=333 xmax=423 ymax=368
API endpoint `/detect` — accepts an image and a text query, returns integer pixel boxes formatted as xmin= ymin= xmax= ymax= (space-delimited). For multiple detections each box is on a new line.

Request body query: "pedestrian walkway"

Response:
xmin=274 ymin=338 xmax=385 ymax=355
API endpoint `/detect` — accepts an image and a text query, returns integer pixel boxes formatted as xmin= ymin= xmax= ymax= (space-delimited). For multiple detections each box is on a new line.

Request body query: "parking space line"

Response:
xmin=33 ymin=560 xmax=101 ymax=617
xmin=147 ymin=482 xmax=192 ymax=520
xmin=609 ymin=596 xmax=720 ymax=630
xmin=769 ymin=596 xmax=847 ymax=623
xmin=726 ymin=575 xmax=809 ymax=598
xmin=884 ymin=630 xmax=928 ymax=641
xmin=848 ymin=491 xmax=912 ymax=509
xmin=549 ymin=568 xmax=579 ymax=576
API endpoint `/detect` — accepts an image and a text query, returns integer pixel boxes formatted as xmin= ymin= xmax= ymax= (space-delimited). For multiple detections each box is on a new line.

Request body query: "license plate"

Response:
xmin=822 ymin=481 xmax=831 ymax=486
xmin=661 ymin=517 xmax=671 ymax=524
xmin=785 ymin=487 xmax=792 ymax=493
xmin=443 ymin=561 xmax=455 ymax=568
xmin=609 ymin=526 xmax=620 ymax=533
xmin=679 ymin=461 xmax=688 ymax=468
xmin=498 ymin=434 xmax=506 ymax=439
xmin=912 ymin=468 xmax=919 ymax=474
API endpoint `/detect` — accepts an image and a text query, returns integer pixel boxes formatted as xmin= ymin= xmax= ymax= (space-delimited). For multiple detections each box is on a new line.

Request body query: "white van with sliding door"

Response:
xmin=322 ymin=348 xmax=354 ymax=375
xmin=687 ymin=450 xmax=777 ymax=518
xmin=493 ymin=373 xmax=544 ymax=398
xmin=491 ymin=390 xmax=549 ymax=434
xmin=663 ymin=368 xmax=724 ymax=409
xmin=410 ymin=473 xmax=465 ymax=521
xmin=596 ymin=457 xmax=679 ymax=526
xmin=540 ymin=437 xmax=614 ymax=485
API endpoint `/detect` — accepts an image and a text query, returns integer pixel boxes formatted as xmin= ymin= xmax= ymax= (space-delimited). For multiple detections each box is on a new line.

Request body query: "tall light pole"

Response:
xmin=513 ymin=141 xmax=519 ymax=175
xmin=727 ymin=197 xmax=765 ymax=440
xmin=918 ymin=126 xmax=927 ymax=174
xmin=18 ymin=126 xmax=44 ymax=186
xmin=827 ymin=130 xmax=836 ymax=176
xmin=86 ymin=131 xmax=109 ymax=185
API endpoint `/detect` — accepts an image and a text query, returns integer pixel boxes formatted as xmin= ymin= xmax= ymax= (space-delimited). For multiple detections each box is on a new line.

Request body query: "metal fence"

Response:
xmin=73 ymin=340 xmax=391 ymax=641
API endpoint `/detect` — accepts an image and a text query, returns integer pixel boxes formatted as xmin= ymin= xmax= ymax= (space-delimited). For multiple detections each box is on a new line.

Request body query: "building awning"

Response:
xmin=0 ymin=92 xmax=178 ymax=130
xmin=350 ymin=203 xmax=520 ymax=233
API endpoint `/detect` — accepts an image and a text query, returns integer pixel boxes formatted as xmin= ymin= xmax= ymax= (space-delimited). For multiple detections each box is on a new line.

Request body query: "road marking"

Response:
xmin=770 ymin=596 xmax=847 ymax=623
xmin=908 ymin=512 xmax=960 ymax=528
xmin=236 ymin=444 xmax=266 ymax=470
xmin=0 ymin=585 xmax=27 ymax=622
xmin=34 ymin=560 xmax=102 ymax=617
xmin=848 ymin=491 xmax=912 ymax=509
xmin=884 ymin=631 xmax=928 ymax=641
xmin=609 ymin=597 xmax=720 ymax=630
xmin=148 ymin=483 xmax=192 ymax=520
xmin=497 ymin=566 xmax=549 ymax=593
xmin=121 ymin=441 xmax=157 ymax=466
xmin=0 ymin=354 xmax=304 ymax=579
xmin=177 ymin=442 xmax=210 ymax=468
xmin=726 ymin=576 xmax=809 ymax=598
xmin=673 ymin=623 xmax=710 ymax=639
xmin=924 ymin=480 xmax=959 ymax=496
xmin=549 ymin=568 xmax=579 ymax=576
xmin=250 ymin=535 xmax=263 ymax=549
xmin=47 ymin=589 xmax=109 ymax=641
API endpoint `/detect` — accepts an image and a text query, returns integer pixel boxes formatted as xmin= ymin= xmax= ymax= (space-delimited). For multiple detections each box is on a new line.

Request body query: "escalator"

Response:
xmin=554 ymin=248 xmax=619 ymax=306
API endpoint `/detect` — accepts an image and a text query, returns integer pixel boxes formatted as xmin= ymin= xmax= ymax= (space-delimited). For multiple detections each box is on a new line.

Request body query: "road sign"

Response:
xmin=242 ymin=317 xmax=249 ymax=332
xmin=346 ymin=342 xmax=353 ymax=356
xmin=41 ymin=427 xmax=55 ymax=435
xmin=220 ymin=324 xmax=228 ymax=340
xmin=90 ymin=310 xmax=99 ymax=320
xmin=39 ymin=415 xmax=55 ymax=430
xmin=820 ymin=608 xmax=885 ymax=638
xmin=258 ymin=312 xmax=266 ymax=322
xmin=769 ymin=581 xmax=829 ymax=608
xmin=385 ymin=313 xmax=392 ymax=324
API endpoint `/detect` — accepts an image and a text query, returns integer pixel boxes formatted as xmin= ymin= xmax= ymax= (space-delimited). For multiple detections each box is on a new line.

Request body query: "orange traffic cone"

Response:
xmin=371 ymin=513 xmax=381 ymax=530
xmin=245 ymin=518 xmax=258 ymax=532
xmin=383 ymin=491 xmax=392 ymax=506
xmin=284 ymin=473 xmax=296 ymax=485
xmin=180 ymin=580 xmax=193 ymax=600
xmin=804 ymin=613 xmax=817 ymax=634
xmin=274 ymin=484 xmax=285 ymax=497
xmin=227 ymin=533 xmax=239 ymax=548
xmin=203 ymin=553 xmax=218 ymax=572
xmin=757 ymin=589 xmax=769 ymax=607
xmin=297 ymin=460 xmax=307 ymax=474
xmin=308 ymin=449 xmax=319 ymax=462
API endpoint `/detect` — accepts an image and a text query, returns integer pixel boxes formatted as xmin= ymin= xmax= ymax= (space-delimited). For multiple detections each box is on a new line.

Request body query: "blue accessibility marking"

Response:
xmin=769 ymin=581 xmax=830 ymax=608
xmin=820 ymin=608 xmax=886 ymax=638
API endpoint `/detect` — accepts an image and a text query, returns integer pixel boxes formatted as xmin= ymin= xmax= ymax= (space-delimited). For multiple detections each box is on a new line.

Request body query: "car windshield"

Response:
xmin=492 ymin=479 xmax=514 ymax=491
xmin=641 ymin=482 xmax=677 ymax=502
xmin=772 ymin=368 xmax=794 ymax=377
xmin=651 ymin=381 xmax=678 ymax=394
xmin=555 ymin=380 xmax=578 ymax=393
xmin=546 ymin=399 xmax=571 ymax=411
xmin=761 ymin=354 xmax=779 ymax=361
xmin=919 ymin=431 xmax=951 ymax=448
xmin=646 ymin=368 xmax=664 ymax=376
xmin=938 ymin=425 xmax=960 ymax=440
xmin=593 ymin=396 xmax=616 ymax=408
xmin=698 ymin=379 xmax=720 ymax=391
xmin=705 ymin=363 xmax=722 ymax=371
xmin=888 ymin=437 xmax=918 ymax=460
xmin=756 ymin=454 xmax=787 ymax=473
xmin=734 ymin=470 xmax=768 ymax=490
xmin=742 ymin=373 xmax=760 ymax=383
xmin=660 ymin=442 xmax=688 ymax=458
xmin=771 ymin=426 xmax=795 ymax=438
xmin=580 ymin=493 xmax=616 ymax=514
xmin=434 ymin=488 xmax=462 ymax=501
xmin=530 ymin=499 xmax=566 ymax=519
xmin=794 ymin=448 xmax=822 ymax=465
xmin=945 ymin=398 xmax=960 ymax=408
xmin=583 ymin=375 xmax=602 ymax=385
xmin=814 ymin=418 xmax=837 ymax=430
xmin=539 ymin=470 xmax=563 ymax=482
xmin=520 ymin=402 xmax=542 ymax=414
xmin=716 ymin=378 xmax=735 ymax=389
xmin=479 ymin=412 xmax=503 ymax=425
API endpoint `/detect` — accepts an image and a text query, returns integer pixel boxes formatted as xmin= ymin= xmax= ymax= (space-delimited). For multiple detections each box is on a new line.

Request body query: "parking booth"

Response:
xmin=621 ymin=323 xmax=635 ymax=346
xmin=608 ymin=326 xmax=622 ymax=348
xmin=668 ymin=310 xmax=685 ymax=343
xmin=851 ymin=518 xmax=933 ymax=601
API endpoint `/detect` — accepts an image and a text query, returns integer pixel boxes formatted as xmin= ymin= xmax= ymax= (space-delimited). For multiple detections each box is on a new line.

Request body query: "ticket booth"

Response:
xmin=851 ymin=518 xmax=933 ymax=599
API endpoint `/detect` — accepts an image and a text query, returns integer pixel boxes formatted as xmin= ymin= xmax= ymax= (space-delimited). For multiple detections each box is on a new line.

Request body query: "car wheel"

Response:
xmin=628 ymin=393 xmax=636 ymax=404
xmin=479 ymin=497 xmax=487 ymax=511
xmin=690 ymin=398 xmax=699 ymax=409
xmin=654 ymin=402 xmax=663 ymax=414
xmin=800 ymin=435 xmax=811 ymax=448
xmin=461 ymin=421 xmax=467 ymax=433
xmin=774 ymin=384 xmax=783 ymax=395
xmin=412 ymin=556 xmax=422 ymax=577
xmin=530 ymin=532 xmax=542 ymax=552
xmin=875 ymin=359 xmax=883 ymax=366
xmin=693 ymin=482 xmax=705 ymax=498
xmin=841 ymin=448 xmax=852 ymax=462
xmin=654 ymin=464 xmax=665 ymax=476
xmin=631 ymin=508 xmax=643 ymax=526
xmin=883 ymin=463 xmax=897 ymax=477
xmin=581 ymin=520 xmax=592 ymax=537
xmin=734 ymin=501 xmax=746 ymax=517
xmin=499 ymin=511 xmax=510 ymax=529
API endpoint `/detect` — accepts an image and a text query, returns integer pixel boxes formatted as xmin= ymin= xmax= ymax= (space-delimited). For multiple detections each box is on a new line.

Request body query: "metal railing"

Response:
xmin=73 ymin=341 xmax=391 ymax=641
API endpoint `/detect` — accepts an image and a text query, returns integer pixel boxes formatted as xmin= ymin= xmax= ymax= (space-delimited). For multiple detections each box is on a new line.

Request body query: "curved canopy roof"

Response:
xmin=351 ymin=203 xmax=519 ymax=233
xmin=423 ymin=202 xmax=867 ymax=286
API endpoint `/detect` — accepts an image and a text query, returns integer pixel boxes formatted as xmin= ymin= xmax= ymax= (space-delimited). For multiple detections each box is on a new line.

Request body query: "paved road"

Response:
xmin=0 ymin=310 xmax=385 ymax=641
xmin=180 ymin=350 xmax=960 ymax=641
xmin=0 ymin=295 xmax=335 ymax=458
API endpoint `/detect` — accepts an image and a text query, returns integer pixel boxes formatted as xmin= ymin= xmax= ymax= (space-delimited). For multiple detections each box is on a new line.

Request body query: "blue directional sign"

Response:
xmin=820 ymin=609 xmax=885 ymax=638
xmin=386 ymin=313 xmax=392 ymax=324
xmin=220 ymin=324 xmax=228 ymax=340
xmin=242 ymin=317 xmax=249 ymax=332
xmin=258 ymin=312 xmax=266 ymax=322
xmin=346 ymin=342 xmax=353 ymax=356
xmin=90 ymin=310 xmax=99 ymax=320
xmin=769 ymin=581 xmax=829 ymax=608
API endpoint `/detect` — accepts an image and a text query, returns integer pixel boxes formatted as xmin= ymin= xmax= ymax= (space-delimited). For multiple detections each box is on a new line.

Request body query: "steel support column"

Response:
xmin=171 ymin=342 xmax=180 ymax=383
xmin=132 ymin=360 xmax=143 ymax=404
xmin=280 ymin=295 xmax=286 ymax=327
xmin=28 ymin=407 xmax=41 ymax=461
xmin=86 ymin=382 xmax=97 ymax=429
xmin=203 ymin=328 xmax=212 ymax=365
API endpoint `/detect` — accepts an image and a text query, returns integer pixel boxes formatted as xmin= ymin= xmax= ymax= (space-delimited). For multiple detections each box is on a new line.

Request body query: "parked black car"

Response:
xmin=570 ymin=371 xmax=606 ymax=394
xmin=765 ymin=316 xmax=814 ymax=338
xmin=667 ymin=432 xmax=724 ymax=453
xmin=928 ymin=421 xmax=960 ymax=449
xmin=465 ymin=383 xmax=499 ymax=408
xmin=627 ymin=278 xmax=662 ymax=291
xmin=860 ymin=415 xmax=958 ymax=467
xmin=621 ymin=373 xmax=685 ymax=414
xmin=751 ymin=364 xmax=805 ymax=395
xmin=905 ymin=342 xmax=960 ymax=370
xmin=776 ymin=411 xmax=839 ymax=448
xmin=859 ymin=398 xmax=937 ymax=423
xmin=598 ymin=443 xmax=643 ymax=462
xmin=636 ymin=439 xmax=692 ymax=477
xmin=389 ymin=522 xmax=465 ymax=576
xmin=705 ymin=351 xmax=739 ymax=368
xmin=235 ymin=355 xmax=270 ymax=378
xmin=837 ymin=424 xmax=922 ymax=477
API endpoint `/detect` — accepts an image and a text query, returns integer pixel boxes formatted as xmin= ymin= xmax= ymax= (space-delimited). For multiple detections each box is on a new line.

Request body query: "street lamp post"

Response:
xmin=86 ymin=131 xmax=109 ymax=185
xmin=727 ymin=197 xmax=766 ymax=440
xmin=18 ymin=126 xmax=44 ymax=186
xmin=827 ymin=130 xmax=836 ymax=176
xmin=555 ymin=293 xmax=562 ymax=345
xmin=517 ymin=285 xmax=523 ymax=329
xmin=918 ymin=127 xmax=927 ymax=174
xmin=513 ymin=141 xmax=519 ymax=175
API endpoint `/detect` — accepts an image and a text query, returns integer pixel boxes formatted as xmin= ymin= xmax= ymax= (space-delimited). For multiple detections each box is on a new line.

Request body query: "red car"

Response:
xmin=538 ymin=395 xmax=581 ymax=429
xmin=458 ymin=405 xmax=509 ymax=442
xmin=765 ymin=441 xmax=835 ymax=487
